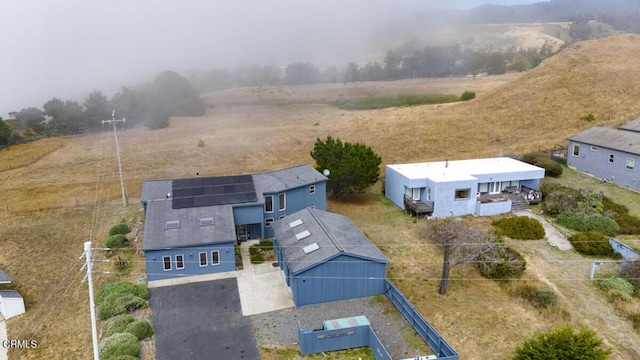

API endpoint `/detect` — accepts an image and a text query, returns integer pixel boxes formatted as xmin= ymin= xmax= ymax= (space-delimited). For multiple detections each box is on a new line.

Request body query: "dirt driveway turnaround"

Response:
xmin=149 ymin=278 xmax=260 ymax=360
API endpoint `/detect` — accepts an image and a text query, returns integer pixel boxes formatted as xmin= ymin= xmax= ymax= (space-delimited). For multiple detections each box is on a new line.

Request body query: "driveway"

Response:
xmin=514 ymin=210 xmax=573 ymax=250
xmin=149 ymin=278 xmax=260 ymax=360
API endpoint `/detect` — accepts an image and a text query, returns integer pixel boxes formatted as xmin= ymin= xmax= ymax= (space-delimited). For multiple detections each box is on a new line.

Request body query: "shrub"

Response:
xmin=102 ymin=314 xmax=135 ymax=338
xmin=124 ymin=319 xmax=154 ymax=340
xmin=619 ymin=260 xmax=640 ymax=289
xmin=491 ymin=216 xmax=545 ymax=240
xmin=98 ymin=332 xmax=140 ymax=360
xmin=629 ymin=313 xmax=640 ymax=329
xmin=599 ymin=277 xmax=634 ymax=301
xmin=109 ymin=223 xmax=131 ymax=236
xmin=97 ymin=292 xmax=148 ymax=320
xmin=512 ymin=327 xmax=611 ymax=360
xmin=568 ymin=232 xmax=616 ymax=257
xmin=611 ymin=213 xmax=640 ymax=235
xmin=97 ymin=281 xmax=149 ymax=304
xmin=107 ymin=356 xmax=139 ymax=360
xmin=516 ymin=284 xmax=558 ymax=308
xmin=105 ymin=234 xmax=129 ymax=248
xmin=520 ymin=152 xmax=563 ymax=178
xmin=476 ymin=245 xmax=526 ymax=280
xmin=461 ymin=90 xmax=476 ymax=101
xmin=556 ymin=211 xmax=619 ymax=235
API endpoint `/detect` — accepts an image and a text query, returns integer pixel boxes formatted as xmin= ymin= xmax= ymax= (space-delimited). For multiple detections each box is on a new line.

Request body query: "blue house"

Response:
xmin=568 ymin=124 xmax=640 ymax=191
xmin=272 ymin=207 xmax=388 ymax=306
xmin=385 ymin=157 xmax=545 ymax=218
xmin=141 ymin=165 xmax=327 ymax=281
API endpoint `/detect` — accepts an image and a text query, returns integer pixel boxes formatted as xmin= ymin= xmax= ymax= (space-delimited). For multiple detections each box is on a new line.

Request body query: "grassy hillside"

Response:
xmin=3 ymin=34 xmax=640 ymax=359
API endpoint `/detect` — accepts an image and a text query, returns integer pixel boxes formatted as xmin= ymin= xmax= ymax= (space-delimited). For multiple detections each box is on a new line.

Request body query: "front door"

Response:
xmin=236 ymin=225 xmax=250 ymax=241
xmin=489 ymin=182 xmax=501 ymax=194
xmin=412 ymin=187 xmax=420 ymax=200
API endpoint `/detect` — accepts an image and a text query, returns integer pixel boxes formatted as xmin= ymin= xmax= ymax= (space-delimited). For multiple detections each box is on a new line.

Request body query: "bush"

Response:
xmin=97 ymin=281 xmax=149 ymax=304
xmin=109 ymin=223 xmax=131 ymax=236
xmin=476 ymin=245 xmax=526 ymax=280
xmin=107 ymin=356 xmax=139 ymax=360
xmin=124 ymin=319 xmax=154 ymax=340
xmin=98 ymin=332 xmax=140 ymax=360
xmin=520 ymin=152 xmax=563 ymax=178
xmin=105 ymin=234 xmax=129 ymax=248
xmin=629 ymin=313 xmax=640 ymax=329
xmin=102 ymin=314 xmax=135 ymax=337
xmin=556 ymin=211 xmax=619 ymax=235
xmin=568 ymin=232 xmax=616 ymax=257
xmin=516 ymin=284 xmax=558 ymax=308
xmin=512 ymin=327 xmax=611 ymax=360
xmin=619 ymin=260 xmax=640 ymax=289
xmin=97 ymin=292 xmax=148 ymax=320
xmin=491 ymin=216 xmax=545 ymax=240
xmin=461 ymin=90 xmax=476 ymax=101
xmin=599 ymin=277 xmax=634 ymax=301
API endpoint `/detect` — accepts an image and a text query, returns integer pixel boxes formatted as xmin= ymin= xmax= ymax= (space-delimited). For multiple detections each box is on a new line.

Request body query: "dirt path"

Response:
xmin=509 ymin=237 xmax=640 ymax=359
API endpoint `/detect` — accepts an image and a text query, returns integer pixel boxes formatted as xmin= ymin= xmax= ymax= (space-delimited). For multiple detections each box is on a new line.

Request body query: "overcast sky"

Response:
xmin=0 ymin=0 xmax=537 ymax=117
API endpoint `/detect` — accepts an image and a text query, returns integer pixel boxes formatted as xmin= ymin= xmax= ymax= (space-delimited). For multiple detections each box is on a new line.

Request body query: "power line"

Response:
xmin=101 ymin=110 xmax=128 ymax=207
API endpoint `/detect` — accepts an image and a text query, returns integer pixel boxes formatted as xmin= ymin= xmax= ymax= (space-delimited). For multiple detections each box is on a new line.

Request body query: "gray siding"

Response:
xmin=568 ymin=140 xmax=640 ymax=191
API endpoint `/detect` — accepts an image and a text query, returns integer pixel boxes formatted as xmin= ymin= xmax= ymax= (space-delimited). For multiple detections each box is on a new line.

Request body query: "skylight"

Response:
xmin=199 ymin=217 xmax=214 ymax=226
xmin=165 ymin=220 xmax=180 ymax=230
xmin=288 ymin=219 xmax=303 ymax=228
xmin=303 ymin=242 xmax=320 ymax=254
xmin=295 ymin=230 xmax=311 ymax=240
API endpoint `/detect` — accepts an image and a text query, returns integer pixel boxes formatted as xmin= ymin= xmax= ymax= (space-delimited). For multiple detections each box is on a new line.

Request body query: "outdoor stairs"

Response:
xmin=508 ymin=193 xmax=529 ymax=212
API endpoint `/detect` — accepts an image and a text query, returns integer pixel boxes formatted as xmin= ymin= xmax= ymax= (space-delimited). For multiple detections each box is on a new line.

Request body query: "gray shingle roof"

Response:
xmin=142 ymin=199 xmax=236 ymax=250
xmin=141 ymin=179 xmax=172 ymax=203
xmin=0 ymin=290 xmax=22 ymax=299
xmin=272 ymin=208 xmax=388 ymax=275
xmin=568 ymin=127 xmax=640 ymax=156
xmin=619 ymin=119 xmax=640 ymax=133
xmin=252 ymin=164 xmax=327 ymax=203
xmin=0 ymin=269 xmax=11 ymax=284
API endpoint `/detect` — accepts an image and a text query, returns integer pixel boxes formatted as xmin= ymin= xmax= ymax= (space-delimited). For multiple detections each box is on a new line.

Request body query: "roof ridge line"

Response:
xmin=308 ymin=208 xmax=343 ymax=253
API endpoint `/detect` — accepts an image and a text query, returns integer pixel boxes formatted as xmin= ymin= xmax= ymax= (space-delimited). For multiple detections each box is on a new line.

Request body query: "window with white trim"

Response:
xmin=572 ymin=144 xmax=580 ymax=157
xmin=199 ymin=252 xmax=207 ymax=267
xmin=609 ymin=154 xmax=615 ymax=163
xmin=626 ymin=157 xmax=635 ymax=171
xmin=163 ymin=256 xmax=172 ymax=271
xmin=265 ymin=195 xmax=274 ymax=213
xmin=278 ymin=193 xmax=286 ymax=211
xmin=175 ymin=254 xmax=185 ymax=270
xmin=211 ymin=251 xmax=220 ymax=266
xmin=265 ymin=218 xmax=274 ymax=227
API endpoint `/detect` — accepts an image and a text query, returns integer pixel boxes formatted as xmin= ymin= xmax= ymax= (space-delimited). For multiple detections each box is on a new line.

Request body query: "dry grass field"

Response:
xmin=3 ymin=33 xmax=640 ymax=359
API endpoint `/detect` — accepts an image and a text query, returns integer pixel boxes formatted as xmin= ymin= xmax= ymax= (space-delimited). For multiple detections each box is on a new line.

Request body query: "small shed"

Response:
xmin=272 ymin=208 xmax=388 ymax=306
xmin=0 ymin=290 xmax=25 ymax=320
xmin=0 ymin=269 xmax=11 ymax=285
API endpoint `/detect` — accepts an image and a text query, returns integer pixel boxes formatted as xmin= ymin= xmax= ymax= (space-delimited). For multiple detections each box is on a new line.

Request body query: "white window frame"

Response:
xmin=199 ymin=252 xmax=208 ymax=267
xmin=265 ymin=218 xmax=274 ymax=227
xmin=211 ymin=251 xmax=220 ymax=266
xmin=162 ymin=256 xmax=172 ymax=271
xmin=278 ymin=193 xmax=286 ymax=211
xmin=309 ymin=185 xmax=316 ymax=194
xmin=264 ymin=195 xmax=274 ymax=213
xmin=175 ymin=254 xmax=185 ymax=270
xmin=572 ymin=144 xmax=580 ymax=157
xmin=609 ymin=153 xmax=615 ymax=163
xmin=454 ymin=189 xmax=470 ymax=200
xmin=626 ymin=157 xmax=635 ymax=171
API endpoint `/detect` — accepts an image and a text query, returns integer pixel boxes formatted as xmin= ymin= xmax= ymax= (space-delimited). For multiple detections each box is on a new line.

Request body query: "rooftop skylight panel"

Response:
xmin=295 ymin=230 xmax=311 ymax=240
xmin=303 ymin=242 xmax=320 ymax=254
xmin=165 ymin=220 xmax=180 ymax=230
xmin=288 ymin=219 xmax=303 ymax=228
xmin=199 ymin=217 xmax=215 ymax=226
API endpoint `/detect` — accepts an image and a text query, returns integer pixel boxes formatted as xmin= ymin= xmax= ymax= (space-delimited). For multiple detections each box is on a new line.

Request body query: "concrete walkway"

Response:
xmin=515 ymin=210 xmax=573 ymax=251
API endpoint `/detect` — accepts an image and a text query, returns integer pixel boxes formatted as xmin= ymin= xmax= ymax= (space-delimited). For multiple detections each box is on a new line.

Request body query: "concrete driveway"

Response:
xmin=149 ymin=278 xmax=260 ymax=360
xmin=515 ymin=210 xmax=573 ymax=251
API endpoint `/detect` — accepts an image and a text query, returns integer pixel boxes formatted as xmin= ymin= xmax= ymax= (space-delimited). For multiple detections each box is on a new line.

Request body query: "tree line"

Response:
xmin=0 ymin=71 xmax=205 ymax=149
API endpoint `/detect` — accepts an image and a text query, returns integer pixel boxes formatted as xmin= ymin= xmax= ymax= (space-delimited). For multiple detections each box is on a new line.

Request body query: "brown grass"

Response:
xmin=3 ymin=34 xmax=640 ymax=359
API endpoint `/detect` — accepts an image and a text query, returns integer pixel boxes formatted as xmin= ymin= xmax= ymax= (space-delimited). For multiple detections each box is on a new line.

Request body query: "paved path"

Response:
xmin=514 ymin=210 xmax=573 ymax=250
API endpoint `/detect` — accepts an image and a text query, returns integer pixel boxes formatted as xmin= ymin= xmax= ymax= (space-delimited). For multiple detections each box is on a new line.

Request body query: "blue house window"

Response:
xmin=199 ymin=252 xmax=207 ymax=267
xmin=163 ymin=256 xmax=172 ymax=271
xmin=609 ymin=154 xmax=615 ymax=163
xmin=265 ymin=218 xmax=274 ymax=227
xmin=626 ymin=158 xmax=635 ymax=171
xmin=572 ymin=144 xmax=580 ymax=157
xmin=211 ymin=251 xmax=220 ymax=266
xmin=265 ymin=196 xmax=274 ymax=213
xmin=175 ymin=254 xmax=185 ymax=270
xmin=278 ymin=193 xmax=286 ymax=211
xmin=455 ymin=189 xmax=470 ymax=200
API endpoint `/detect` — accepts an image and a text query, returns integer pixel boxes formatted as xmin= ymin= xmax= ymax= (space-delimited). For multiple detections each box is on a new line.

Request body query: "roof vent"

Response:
xmin=288 ymin=219 xmax=303 ymax=228
xmin=303 ymin=242 xmax=320 ymax=254
xmin=199 ymin=217 xmax=214 ymax=226
xmin=295 ymin=230 xmax=311 ymax=240
xmin=165 ymin=220 xmax=180 ymax=230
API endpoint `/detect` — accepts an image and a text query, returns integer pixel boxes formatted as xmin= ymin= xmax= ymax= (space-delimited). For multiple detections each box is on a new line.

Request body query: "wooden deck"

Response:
xmin=404 ymin=195 xmax=434 ymax=217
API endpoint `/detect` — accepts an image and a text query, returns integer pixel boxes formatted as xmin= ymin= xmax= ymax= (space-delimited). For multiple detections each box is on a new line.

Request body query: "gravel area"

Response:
xmin=251 ymin=295 xmax=432 ymax=359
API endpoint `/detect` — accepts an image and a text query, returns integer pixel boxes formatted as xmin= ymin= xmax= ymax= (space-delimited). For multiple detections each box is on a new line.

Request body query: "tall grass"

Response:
xmin=336 ymin=93 xmax=460 ymax=110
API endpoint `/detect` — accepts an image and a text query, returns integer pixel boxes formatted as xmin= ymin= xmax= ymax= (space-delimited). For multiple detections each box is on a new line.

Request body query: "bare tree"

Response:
xmin=419 ymin=219 xmax=496 ymax=295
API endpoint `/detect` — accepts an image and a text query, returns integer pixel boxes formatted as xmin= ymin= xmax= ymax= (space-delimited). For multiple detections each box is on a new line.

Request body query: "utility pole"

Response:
xmin=80 ymin=241 xmax=100 ymax=360
xmin=102 ymin=111 xmax=128 ymax=207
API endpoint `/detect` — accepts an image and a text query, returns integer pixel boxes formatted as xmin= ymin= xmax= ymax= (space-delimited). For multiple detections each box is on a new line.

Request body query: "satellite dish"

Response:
xmin=322 ymin=169 xmax=330 ymax=176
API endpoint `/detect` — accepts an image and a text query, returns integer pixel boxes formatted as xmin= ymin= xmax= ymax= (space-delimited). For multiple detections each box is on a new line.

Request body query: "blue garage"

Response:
xmin=272 ymin=208 xmax=388 ymax=306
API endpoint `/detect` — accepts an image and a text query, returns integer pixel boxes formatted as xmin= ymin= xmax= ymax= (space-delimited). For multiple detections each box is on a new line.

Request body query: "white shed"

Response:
xmin=0 ymin=291 xmax=25 ymax=320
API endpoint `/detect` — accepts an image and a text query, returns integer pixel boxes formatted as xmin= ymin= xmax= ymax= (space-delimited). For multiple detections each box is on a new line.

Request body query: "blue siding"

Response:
xmin=568 ymin=140 xmax=640 ymax=191
xmin=263 ymin=183 xmax=326 ymax=238
xmin=145 ymin=242 xmax=235 ymax=281
xmin=431 ymin=179 xmax=478 ymax=218
xmin=384 ymin=165 xmax=409 ymax=210
xmin=233 ymin=205 xmax=263 ymax=224
xmin=290 ymin=255 xmax=387 ymax=306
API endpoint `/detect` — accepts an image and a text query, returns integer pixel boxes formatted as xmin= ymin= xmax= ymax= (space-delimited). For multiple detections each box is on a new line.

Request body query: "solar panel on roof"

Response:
xmin=171 ymin=174 xmax=258 ymax=209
